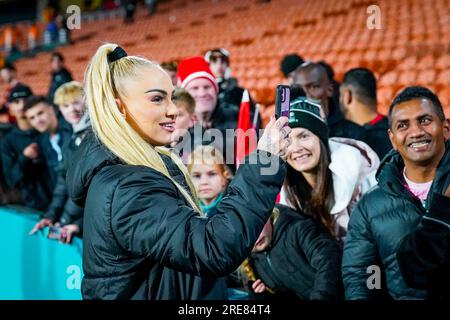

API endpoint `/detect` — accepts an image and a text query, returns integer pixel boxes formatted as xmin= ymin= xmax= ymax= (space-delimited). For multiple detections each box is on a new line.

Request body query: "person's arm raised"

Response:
xmin=110 ymin=117 xmax=290 ymax=277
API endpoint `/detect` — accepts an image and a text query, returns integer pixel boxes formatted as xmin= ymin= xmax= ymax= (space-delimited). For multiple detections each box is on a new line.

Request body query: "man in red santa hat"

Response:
xmin=175 ymin=57 xmax=240 ymax=171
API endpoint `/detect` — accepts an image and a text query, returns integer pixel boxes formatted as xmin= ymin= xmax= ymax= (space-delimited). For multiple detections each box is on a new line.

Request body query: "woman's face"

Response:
xmin=59 ymin=96 xmax=84 ymax=125
xmin=119 ymin=66 xmax=178 ymax=146
xmin=190 ymin=163 xmax=227 ymax=205
xmin=286 ymin=127 xmax=321 ymax=173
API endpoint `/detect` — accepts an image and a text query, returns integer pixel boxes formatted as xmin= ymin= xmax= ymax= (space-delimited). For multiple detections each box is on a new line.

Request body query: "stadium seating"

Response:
xmin=1 ymin=0 xmax=449 ymax=121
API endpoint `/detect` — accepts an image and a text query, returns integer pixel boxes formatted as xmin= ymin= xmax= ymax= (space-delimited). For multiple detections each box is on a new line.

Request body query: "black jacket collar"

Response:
xmin=376 ymin=140 xmax=450 ymax=201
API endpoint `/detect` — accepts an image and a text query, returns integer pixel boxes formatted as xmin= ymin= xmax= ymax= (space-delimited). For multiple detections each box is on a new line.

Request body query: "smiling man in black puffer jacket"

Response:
xmin=342 ymin=86 xmax=450 ymax=300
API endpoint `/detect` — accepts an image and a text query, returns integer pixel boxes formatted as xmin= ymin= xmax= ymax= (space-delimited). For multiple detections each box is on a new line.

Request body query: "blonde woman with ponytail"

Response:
xmin=66 ymin=43 xmax=291 ymax=300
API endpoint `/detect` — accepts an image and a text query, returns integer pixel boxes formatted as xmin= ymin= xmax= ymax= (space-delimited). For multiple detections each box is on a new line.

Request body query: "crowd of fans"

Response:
xmin=0 ymin=31 xmax=449 ymax=300
xmin=0 ymin=8 xmax=71 ymax=61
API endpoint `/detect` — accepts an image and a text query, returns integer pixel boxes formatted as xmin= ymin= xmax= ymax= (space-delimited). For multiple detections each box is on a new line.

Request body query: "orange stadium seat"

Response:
xmin=438 ymin=87 xmax=450 ymax=117
xmin=0 ymin=0 xmax=448 ymax=128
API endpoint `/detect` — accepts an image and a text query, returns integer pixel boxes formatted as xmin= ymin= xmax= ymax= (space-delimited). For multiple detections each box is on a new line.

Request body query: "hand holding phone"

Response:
xmin=47 ymin=226 xmax=66 ymax=241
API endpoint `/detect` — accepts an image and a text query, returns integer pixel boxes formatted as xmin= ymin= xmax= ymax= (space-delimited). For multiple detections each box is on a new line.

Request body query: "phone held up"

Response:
xmin=47 ymin=225 xmax=65 ymax=241
xmin=275 ymin=85 xmax=291 ymax=121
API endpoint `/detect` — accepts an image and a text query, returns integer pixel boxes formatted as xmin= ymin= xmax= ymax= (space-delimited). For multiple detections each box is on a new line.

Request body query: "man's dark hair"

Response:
xmin=342 ymin=68 xmax=377 ymax=108
xmin=23 ymin=95 xmax=51 ymax=113
xmin=388 ymin=86 xmax=445 ymax=127
xmin=1 ymin=61 xmax=16 ymax=72
xmin=160 ymin=61 xmax=177 ymax=72
xmin=51 ymin=51 xmax=64 ymax=62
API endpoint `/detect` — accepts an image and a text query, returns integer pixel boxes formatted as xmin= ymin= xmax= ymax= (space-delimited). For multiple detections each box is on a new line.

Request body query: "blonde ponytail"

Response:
xmin=84 ymin=43 xmax=202 ymax=214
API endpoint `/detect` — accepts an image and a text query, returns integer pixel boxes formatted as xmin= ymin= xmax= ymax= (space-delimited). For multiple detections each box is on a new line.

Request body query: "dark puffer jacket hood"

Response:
xmin=67 ymin=132 xmax=119 ymax=207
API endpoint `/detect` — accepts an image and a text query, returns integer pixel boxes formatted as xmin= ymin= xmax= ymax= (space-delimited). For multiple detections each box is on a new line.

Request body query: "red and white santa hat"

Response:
xmin=177 ymin=56 xmax=218 ymax=92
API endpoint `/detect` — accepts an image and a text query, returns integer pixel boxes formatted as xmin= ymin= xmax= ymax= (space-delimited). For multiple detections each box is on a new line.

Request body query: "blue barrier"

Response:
xmin=0 ymin=206 xmax=83 ymax=299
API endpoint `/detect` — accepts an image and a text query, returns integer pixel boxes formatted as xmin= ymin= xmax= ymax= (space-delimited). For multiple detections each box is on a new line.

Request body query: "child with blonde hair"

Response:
xmin=188 ymin=145 xmax=232 ymax=217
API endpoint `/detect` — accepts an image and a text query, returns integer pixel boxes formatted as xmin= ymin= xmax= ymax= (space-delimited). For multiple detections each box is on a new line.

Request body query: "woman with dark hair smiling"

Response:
xmin=280 ymin=97 xmax=380 ymax=242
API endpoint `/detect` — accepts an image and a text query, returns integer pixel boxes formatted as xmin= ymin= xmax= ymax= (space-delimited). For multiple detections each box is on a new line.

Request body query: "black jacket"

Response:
xmin=342 ymin=141 xmax=450 ymax=300
xmin=217 ymin=78 xmax=261 ymax=130
xmin=250 ymin=204 xmax=342 ymax=300
xmin=37 ymin=117 xmax=73 ymax=186
xmin=0 ymin=126 xmax=53 ymax=210
xmin=397 ymin=192 xmax=450 ymax=300
xmin=0 ymin=123 xmax=21 ymax=205
xmin=210 ymin=100 xmax=239 ymax=132
xmin=44 ymin=115 xmax=90 ymax=232
xmin=327 ymin=99 xmax=365 ymax=141
xmin=47 ymin=68 xmax=73 ymax=104
xmin=0 ymin=122 xmax=12 ymax=138
xmin=362 ymin=116 xmax=392 ymax=160
xmin=67 ymin=133 xmax=286 ymax=300
xmin=218 ymin=78 xmax=245 ymax=108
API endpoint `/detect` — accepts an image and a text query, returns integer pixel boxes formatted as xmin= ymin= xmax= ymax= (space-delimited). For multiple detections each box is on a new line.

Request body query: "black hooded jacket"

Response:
xmin=0 ymin=123 xmax=19 ymax=204
xmin=362 ymin=116 xmax=392 ymax=160
xmin=326 ymin=98 xmax=365 ymax=141
xmin=342 ymin=141 xmax=450 ymax=300
xmin=217 ymin=78 xmax=261 ymax=130
xmin=249 ymin=204 xmax=342 ymax=300
xmin=0 ymin=126 xmax=53 ymax=210
xmin=66 ymin=133 xmax=286 ymax=300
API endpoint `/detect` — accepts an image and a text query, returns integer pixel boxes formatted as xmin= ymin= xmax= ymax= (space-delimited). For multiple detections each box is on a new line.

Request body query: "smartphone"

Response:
xmin=47 ymin=226 xmax=64 ymax=240
xmin=275 ymin=85 xmax=291 ymax=119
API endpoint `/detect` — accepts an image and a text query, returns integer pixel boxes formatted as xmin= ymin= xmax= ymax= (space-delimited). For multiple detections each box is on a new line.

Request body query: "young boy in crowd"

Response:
xmin=0 ymin=85 xmax=52 ymax=209
xmin=30 ymin=81 xmax=90 ymax=244
xmin=188 ymin=145 xmax=232 ymax=217
xmin=171 ymin=88 xmax=196 ymax=148
xmin=23 ymin=95 xmax=73 ymax=185
xmin=160 ymin=61 xmax=178 ymax=86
